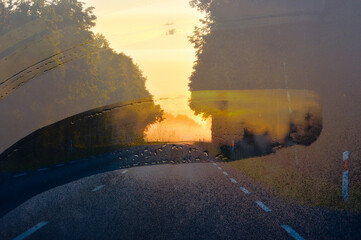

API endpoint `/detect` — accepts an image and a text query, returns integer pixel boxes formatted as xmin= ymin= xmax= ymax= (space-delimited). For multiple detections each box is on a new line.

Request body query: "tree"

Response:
xmin=0 ymin=0 xmax=163 ymax=155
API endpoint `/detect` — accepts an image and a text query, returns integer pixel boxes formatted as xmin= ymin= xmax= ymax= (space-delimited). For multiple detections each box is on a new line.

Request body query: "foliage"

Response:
xmin=0 ymin=0 xmax=163 ymax=160
xmin=0 ymin=0 xmax=161 ymax=129
xmin=187 ymin=0 xmax=361 ymax=92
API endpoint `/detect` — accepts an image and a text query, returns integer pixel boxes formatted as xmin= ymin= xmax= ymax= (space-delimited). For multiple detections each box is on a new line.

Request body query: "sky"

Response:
xmin=83 ymin=0 xmax=212 ymax=141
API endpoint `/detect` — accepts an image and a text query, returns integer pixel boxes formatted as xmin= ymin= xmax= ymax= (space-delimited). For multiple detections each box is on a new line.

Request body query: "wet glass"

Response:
xmin=1 ymin=1 xmax=360 ymax=239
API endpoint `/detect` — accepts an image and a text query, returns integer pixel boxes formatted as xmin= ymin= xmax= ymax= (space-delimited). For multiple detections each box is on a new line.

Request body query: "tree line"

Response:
xmin=0 ymin=0 xmax=163 ymax=157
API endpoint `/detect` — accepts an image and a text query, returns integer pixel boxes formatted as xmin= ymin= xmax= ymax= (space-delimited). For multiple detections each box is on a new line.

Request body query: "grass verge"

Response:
xmin=194 ymin=141 xmax=361 ymax=213
xmin=229 ymin=157 xmax=361 ymax=213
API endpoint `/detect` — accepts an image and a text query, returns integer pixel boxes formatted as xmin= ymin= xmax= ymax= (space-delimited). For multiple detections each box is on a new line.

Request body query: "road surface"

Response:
xmin=1 ymin=144 xmax=360 ymax=239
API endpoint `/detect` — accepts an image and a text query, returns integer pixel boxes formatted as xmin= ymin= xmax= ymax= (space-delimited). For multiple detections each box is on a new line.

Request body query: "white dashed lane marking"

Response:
xmin=240 ymin=187 xmax=250 ymax=194
xmin=92 ymin=185 xmax=105 ymax=192
xmin=13 ymin=173 xmax=27 ymax=178
xmin=210 ymin=165 xmax=302 ymax=239
xmin=121 ymin=170 xmax=128 ymax=174
xmin=255 ymin=200 xmax=271 ymax=212
xmin=13 ymin=221 xmax=48 ymax=240
xmin=281 ymin=225 xmax=305 ymax=240
xmin=37 ymin=168 xmax=48 ymax=172
xmin=229 ymin=178 xmax=237 ymax=183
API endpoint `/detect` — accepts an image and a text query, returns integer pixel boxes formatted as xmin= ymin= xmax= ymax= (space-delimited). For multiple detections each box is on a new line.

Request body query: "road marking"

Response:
xmin=217 ymin=167 xmax=222 ymax=170
xmin=92 ymin=185 xmax=105 ymax=192
xmin=55 ymin=164 xmax=64 ymax=167
xmin=229 ymin=178 xmax=237 ymax=183
xmin=13 ymin=173 xmax=27 ymax=178
xmin=213 ymin=163 xmax=217 ymax=166
xmin=240 ymin=187 xmax=250 ymax=194
xmin=281 ymin=225 xmax=305 ymax=240
xmin=37 ymin=168 xmax=48 ymax=172
xmin=255 ymin=201 xmax=271 ymax=212
xmin=121 ymin=170 xmax=128 ymax=174
xmin=13 ymin=221 xmax=48 ymax=240
xmin=223 ymin=171 xmax=228 ymax=176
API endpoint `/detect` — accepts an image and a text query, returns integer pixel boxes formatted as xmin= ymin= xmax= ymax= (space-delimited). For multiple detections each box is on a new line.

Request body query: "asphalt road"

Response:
xmin=1 ymin=144 xmax=360 ymax=240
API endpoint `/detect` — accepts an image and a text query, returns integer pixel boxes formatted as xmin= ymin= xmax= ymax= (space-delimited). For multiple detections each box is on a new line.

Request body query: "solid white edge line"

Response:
xmin=13 ymin=221 xmax=48 ymax=240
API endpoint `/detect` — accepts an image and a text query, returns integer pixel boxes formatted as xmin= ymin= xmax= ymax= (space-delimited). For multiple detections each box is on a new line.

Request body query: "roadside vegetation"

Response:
xmin=229 ymin=153 xmax=361 ymax=213
xmin=189 ymin=0 xmax=361 ymax=213
xmin=197 ymin=141 xmax=361 ymax=213
xmin=0 ymin=0 xmax=163 ymax=172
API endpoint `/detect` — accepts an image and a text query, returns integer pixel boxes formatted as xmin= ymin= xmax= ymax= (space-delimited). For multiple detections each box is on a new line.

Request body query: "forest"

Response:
xmin=0 ymin=0 xmax=163 ymax=155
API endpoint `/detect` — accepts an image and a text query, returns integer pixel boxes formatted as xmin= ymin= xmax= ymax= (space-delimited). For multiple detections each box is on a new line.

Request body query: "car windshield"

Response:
xmin=1 ymin=1 xmax=360 ymax=239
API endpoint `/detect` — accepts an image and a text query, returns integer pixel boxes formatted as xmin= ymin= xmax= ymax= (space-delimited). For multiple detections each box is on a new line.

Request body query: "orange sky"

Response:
xmin=84 ymin=0 xmax=212 ymax=141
